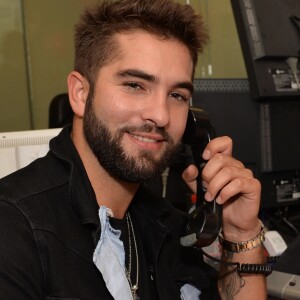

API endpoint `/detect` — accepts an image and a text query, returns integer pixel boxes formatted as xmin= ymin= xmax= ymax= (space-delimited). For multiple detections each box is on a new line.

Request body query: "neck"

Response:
xmin=71 ymin=122 xmax=139 ymax=219
xmin=92 ymin=172 xmax=139 ymax=219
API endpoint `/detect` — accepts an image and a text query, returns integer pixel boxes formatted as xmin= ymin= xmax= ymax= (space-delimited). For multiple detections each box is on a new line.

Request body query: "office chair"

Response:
xmin=49 ymin=93 xmax=73 ymax=128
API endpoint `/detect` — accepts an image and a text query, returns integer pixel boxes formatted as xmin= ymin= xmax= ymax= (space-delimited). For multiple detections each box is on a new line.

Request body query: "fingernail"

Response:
xmin=203 ymin=149 xmax=210 ymax=160
xmin=216 ymin=195 xmax=222 ymax=204
xmin=205 ymin=191 xmax=212 ymax=201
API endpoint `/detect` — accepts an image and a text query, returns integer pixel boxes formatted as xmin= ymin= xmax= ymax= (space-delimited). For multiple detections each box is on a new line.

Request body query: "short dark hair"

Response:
xmin=74 ymin=0 xmax=208 ymax=88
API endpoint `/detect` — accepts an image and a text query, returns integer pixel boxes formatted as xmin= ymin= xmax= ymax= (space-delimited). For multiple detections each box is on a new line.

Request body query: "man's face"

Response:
xmin=83 ymin=30 xmax=194 ymax=183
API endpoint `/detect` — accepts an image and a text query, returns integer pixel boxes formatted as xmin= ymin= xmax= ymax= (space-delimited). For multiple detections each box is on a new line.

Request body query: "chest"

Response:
xmin=34 ymin=220 xmax=180 ymax=299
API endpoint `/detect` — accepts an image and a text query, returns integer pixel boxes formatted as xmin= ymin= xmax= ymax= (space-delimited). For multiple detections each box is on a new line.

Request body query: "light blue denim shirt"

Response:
xmin=93 ymin=206 xmax=201 ymax=299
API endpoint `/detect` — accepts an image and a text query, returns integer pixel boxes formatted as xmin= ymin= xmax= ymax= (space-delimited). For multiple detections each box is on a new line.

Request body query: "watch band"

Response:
xmin=218 ymin=226 xmax=265 ymax=253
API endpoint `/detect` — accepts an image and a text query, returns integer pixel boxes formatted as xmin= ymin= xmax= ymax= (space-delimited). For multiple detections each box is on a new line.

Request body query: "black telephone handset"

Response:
xmin=180 ymin=108 xmax=222 ymax=248
xmin=179 ymin=109 xmax=275 ymax=276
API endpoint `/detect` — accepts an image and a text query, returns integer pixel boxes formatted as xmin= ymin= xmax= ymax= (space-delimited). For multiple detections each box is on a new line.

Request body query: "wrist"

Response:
xmin=222 ymin=219 xmax=262 ymax=242
xmin=219 ymin=220 xmax=264 ymax=253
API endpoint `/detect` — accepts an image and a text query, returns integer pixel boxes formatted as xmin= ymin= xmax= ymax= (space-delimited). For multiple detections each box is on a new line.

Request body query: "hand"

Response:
xmin=182 ymin=136 xmax=261 ymax=240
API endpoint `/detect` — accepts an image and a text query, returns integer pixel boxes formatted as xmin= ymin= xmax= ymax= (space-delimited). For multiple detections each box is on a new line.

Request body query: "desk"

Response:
xmin=264 ymin=208 xmax=300 ymax=299
xmin=268 ymin=271 xmax=300 ymax=299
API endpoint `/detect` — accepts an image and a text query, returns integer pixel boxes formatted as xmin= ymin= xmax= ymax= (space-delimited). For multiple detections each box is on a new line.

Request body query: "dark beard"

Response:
xmin=83 ymin=96 xmax=182 ymax=183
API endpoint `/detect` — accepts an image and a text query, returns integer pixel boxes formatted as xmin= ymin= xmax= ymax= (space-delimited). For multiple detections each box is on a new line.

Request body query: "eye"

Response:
xmin=170 ymin=92 xmax=189 ymax=102
xmin=124 ymin=82 xmax=143 ymax=91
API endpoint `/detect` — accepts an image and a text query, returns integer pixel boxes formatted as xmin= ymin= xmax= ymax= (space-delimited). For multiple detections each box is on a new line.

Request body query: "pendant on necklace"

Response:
xmin=132 ymin=285 xmax=139 ymax=300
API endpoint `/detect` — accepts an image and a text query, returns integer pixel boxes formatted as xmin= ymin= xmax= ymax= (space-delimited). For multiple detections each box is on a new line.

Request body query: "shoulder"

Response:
xmin=0 ymin=152 xmax=69 ymax=205
xmin=0 ymin=152 xmax=71 ymax=231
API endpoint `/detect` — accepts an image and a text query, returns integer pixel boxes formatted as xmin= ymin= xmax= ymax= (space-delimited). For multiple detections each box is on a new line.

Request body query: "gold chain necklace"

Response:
xmin=126 ymin=212 xmax=139 ymax=300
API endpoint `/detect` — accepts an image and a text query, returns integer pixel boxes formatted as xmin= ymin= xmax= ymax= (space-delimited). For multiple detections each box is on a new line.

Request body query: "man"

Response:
xmin=0 ymin=0 xmax=266 ymax=299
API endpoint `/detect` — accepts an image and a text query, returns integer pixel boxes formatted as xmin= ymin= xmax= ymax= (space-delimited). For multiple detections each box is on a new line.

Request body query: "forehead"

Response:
xmin=105 ymin=30 xmax=194 ymax=80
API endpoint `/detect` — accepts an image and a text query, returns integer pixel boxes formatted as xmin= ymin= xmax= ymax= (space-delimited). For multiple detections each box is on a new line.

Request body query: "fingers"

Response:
xmin=182 ymin=136 xmax=235 ymax=195
xmin=205 ymin=173 xmax=261 ymax=205
xmin=182 ymin=165 xmax=198 ymax=194
xmin=186 ymin=135 xmax=262 ymax=235
xmin=217 ymin=177 xmax=261 ymax=205
xmin=202 ymin=136 xmax=233 ymax=160
xmin=202 ymin=153 xmax=258 ymax=204
xmin=182 ymin=136 xmax=260 ymax=207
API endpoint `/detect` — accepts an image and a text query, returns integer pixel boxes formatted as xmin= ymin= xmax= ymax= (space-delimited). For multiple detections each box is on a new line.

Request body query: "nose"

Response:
xmin=141 ymin=95 xmax=170 ymax=128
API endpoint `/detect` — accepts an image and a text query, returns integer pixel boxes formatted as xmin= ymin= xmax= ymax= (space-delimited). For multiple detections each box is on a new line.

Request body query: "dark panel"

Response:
xmin=193 ymin=79 xmax=300 ymax=209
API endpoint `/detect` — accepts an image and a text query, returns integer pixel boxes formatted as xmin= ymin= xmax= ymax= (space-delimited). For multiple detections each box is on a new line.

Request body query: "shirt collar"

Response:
xmin=49 ymin=125 xmax=99 ymax=229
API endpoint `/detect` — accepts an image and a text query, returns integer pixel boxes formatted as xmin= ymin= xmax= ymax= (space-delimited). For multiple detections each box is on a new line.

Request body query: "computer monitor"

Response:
xmin=230 ymin=0 xmax=300 ymax=99
xmin=0 ymin=128 xmax=62 ymax=179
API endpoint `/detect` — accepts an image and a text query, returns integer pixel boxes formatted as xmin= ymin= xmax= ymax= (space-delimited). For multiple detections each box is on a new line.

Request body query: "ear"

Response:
xmin=67 ymin=71 xmax=90 ymax=118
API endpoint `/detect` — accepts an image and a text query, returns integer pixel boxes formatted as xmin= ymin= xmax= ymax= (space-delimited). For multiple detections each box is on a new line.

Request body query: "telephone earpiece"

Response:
xmin=180 ymin=108 xmax=222 ymax=248
xmin=180 ymin=196 xmax=222 ymax=248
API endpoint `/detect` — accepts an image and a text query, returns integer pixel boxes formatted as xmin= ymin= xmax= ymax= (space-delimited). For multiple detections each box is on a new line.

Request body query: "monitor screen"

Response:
xmin=231 ymin=0 xmax=300 ymax=99
xmin=0 ymin=128 xmax=62 ymax=179
xmin=254 ymin=0 xmax=300 ymax=58
xmin=231 ymin=0 xmax=300 ymax=59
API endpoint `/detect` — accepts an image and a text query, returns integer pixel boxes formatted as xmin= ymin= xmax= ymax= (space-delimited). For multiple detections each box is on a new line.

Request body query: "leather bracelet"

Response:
xmin=218 ymin=226 xmax=265 ymax=253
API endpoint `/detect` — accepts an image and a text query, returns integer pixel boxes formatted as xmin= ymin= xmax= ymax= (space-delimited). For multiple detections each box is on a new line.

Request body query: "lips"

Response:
xmin=130 ymin=133 xmax=158 ymax=143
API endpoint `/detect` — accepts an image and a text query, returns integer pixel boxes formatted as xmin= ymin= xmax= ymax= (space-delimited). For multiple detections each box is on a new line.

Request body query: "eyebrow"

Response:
xmin=116 ymin=68 xmax=194 ymax=94
xmin=176 ymin=81 xmax=194 ymax=95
